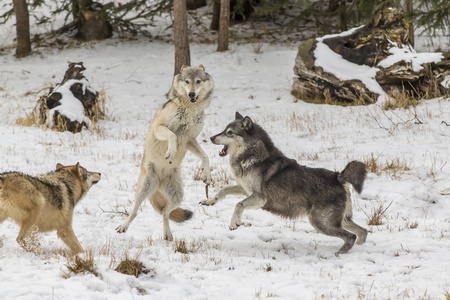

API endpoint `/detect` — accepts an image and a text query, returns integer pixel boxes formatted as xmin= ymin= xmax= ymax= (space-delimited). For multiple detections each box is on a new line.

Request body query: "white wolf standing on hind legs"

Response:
xmin=116 ymin=65 xmax=213 ymax=241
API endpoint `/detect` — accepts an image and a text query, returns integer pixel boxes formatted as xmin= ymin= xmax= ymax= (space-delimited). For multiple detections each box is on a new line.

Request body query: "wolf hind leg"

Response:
xmin=342 ymin=185 xmax=367 ymax=245
xmin=159 ymin=170 xmax=184 ymax=241
xmin=16 ymin=197 xmax=44 ymax=251
xmin=342 ymin=217 xmax=367 ymax=245
xmin=0 ymin=211 xmax=7 ymax=223
xmin=308 ymin=208 xmax=356 ymax=255
xmin=116 ymin=167 xmax=159 ymax=233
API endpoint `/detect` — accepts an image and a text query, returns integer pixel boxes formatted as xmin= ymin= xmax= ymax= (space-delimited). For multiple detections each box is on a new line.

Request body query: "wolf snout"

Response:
xmin=188 ymin=92 xmax=197 ymax=102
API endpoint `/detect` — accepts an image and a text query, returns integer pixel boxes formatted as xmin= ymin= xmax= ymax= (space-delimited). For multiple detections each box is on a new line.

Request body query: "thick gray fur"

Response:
xmin=201 ymin=112 xmax=368 ymax=255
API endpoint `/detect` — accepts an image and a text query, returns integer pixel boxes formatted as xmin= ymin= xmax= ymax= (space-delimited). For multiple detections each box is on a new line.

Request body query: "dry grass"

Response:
xmin=382 ymin=88 xmax=421 ymax=110
xmin=382 ymin=79 xmax=450 ymax=111
xmin=115 ymin=255 xmax=149 ymax=277
xmin=444 ymin=290 xmax=450 ymax=300
xmin=174 ymin=238 xmax=221 ymax=255
xmin=364 ymin=200 xmax=393 ymax=226
xmin=364 ymin=153 xmax=411 ymax=176
xmin=65 ymin=250 xmax=98 ymax=277
xmin=174 ymin=239 xmax=190 ymax=254
xmin=15 ymin=110 xmax=41 ymax=127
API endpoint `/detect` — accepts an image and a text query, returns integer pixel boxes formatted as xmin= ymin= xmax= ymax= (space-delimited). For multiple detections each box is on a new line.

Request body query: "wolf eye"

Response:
xmin=226 ymin=130 xmax=233 ymax=136
xmin=185 ymin=80 xmax=189 ymax=84
xmin=196 ymin=79 xmax=201 ymax=84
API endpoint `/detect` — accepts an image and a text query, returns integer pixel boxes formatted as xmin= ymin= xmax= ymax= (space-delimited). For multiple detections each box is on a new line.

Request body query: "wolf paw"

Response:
xmin=115 ymin=224 xmax=129 ymax=234
xmin=229 ymin=222 xmax=241 ymax=230
xmin=200 ymin=198 xmax=217 ymax=206
xmin=164 ymin=232 xmax=174 ymax=241
xmin=201 ymin=168 xmax=212 ymax=185
xmin=165 ymin=147 xmax=177 ymax=164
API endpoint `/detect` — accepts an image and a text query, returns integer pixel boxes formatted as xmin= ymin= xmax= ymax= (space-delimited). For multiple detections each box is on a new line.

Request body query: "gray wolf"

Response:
xmin=201 ymin=112 xmax=368 ymax=255
xmin=0 ymin=163 xmax=101 ymax=254
xmin=116 ymin=65 xmax=214 ymax=241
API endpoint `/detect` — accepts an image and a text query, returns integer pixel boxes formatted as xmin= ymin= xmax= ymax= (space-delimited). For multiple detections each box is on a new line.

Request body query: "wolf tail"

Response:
xmin=337 ymin=161 xmax=367 ymax=194
xmin=151 ymin=191 xmax=193 ymax=223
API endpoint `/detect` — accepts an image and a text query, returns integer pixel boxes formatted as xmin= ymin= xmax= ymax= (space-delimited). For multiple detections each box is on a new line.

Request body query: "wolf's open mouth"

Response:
xmin=219 ymin=145 xmax=228 ymax=157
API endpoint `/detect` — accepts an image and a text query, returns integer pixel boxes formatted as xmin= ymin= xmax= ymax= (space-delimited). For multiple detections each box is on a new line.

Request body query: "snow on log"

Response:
xmin=292 ymin=8 xmax=450 ymax=105
xmin=37 ymin=62 xmax=99 ymax=133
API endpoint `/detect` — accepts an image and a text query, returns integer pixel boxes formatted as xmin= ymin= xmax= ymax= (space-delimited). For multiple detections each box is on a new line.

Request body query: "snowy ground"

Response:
xmin=1 ymin=10 xmax=450 ymax=300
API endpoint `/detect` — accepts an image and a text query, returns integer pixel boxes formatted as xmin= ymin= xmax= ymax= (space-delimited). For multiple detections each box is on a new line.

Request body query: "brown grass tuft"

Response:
xmin=364 ymin=154 xmax=411 ymax=176
xmin=65 ymin=250 xmax=98 ymax=276
xmin=174 ymin=239 xmax=190 ymax=254
xmin=364 ymin=200 xmax=393 ymax=226
xmin=115 ymin=256 xmax=149 ymax=277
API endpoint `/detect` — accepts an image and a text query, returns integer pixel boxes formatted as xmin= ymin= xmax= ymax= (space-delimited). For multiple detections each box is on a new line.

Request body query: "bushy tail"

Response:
xmin=151 ymin=191 xmax=193 ymax=223
xmin=338 ymin=161 xmax=367 ymax=194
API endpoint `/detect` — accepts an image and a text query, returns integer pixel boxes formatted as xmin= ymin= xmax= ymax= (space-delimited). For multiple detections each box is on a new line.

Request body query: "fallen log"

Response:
xmin=292 ymin=8 xmax=449 ymax=105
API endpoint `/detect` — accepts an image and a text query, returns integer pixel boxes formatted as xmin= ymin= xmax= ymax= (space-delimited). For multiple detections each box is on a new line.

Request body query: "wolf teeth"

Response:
xmin=219 ymin=145 xmax=228 ymax=157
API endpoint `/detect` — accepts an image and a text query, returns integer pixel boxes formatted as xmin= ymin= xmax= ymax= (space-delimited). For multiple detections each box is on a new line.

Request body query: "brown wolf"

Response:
xmin=0 ymin=163 xmax=101 ymax=254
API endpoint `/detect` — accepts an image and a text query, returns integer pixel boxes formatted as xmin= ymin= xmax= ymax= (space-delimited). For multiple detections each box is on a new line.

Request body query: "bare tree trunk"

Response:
xmin=13 ymin=0 xmax=31 ymax=57
xmin=173 ymin=0 xmax=191 ymax=75
xmin=405 ymin=0 xmax=415 ymax=47
xmin=338 ymin=0 xmax=348 ymax=32
xmin=71 ymin=0 xmax=80 ymax=21
xmin=210 ymin=0 xmax=220 ymax=30
xmin=217 ymin=0 xmax=229 ymax=52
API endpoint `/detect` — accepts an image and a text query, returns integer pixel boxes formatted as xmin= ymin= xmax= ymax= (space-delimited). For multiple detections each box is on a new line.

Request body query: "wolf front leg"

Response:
xmin=200 ymin=185 xmax=248 ymax=206
xmin=155 ymin=125 xmax=177 ymax=164
xmin=187 ymin=139 xmax=211 ymax=184
xmin=57 ymin=226 xmax=84 ymax=254
xmin=229 ymin=193 xmax=266 ymax=230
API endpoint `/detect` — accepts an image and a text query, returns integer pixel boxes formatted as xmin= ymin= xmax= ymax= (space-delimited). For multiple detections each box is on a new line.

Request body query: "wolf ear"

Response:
xmin=181 ymin=65 xmax=188 ymax=71
xmin=198 ymin=64 xmax=205 ymax=70
xmin=235 ymin=111 xmax=244 ymax=120
xmin=74 ymin=162 xmax=81 ymax=175
xmin=242 ymin=116 xmax=253 ymax=131
xmin=56 ymin=163 xmax=64 ymax=170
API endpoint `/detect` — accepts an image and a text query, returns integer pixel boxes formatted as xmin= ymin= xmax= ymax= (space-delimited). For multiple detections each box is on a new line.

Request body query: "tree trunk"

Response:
xmin=405 ymin=0 xmax=415 ymax=47
xmin=173 ymin=0 xmax=191 ymax=75
xmin=217 ymin=0 xmax=229 ymax=52
xmin=338 ymin=0 xmax=348 ymax=32
xmin=210 ymin=0 xmax=220 ymax=31
xmin=71 ymin=0 xmax=80 ymax=21
xmin=13 ymin=0 xmax=31 ymax=57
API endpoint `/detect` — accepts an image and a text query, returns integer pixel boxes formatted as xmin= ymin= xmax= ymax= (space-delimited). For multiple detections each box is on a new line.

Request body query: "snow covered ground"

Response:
xmin=1 ymin=12 xmax=450 ymax=300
